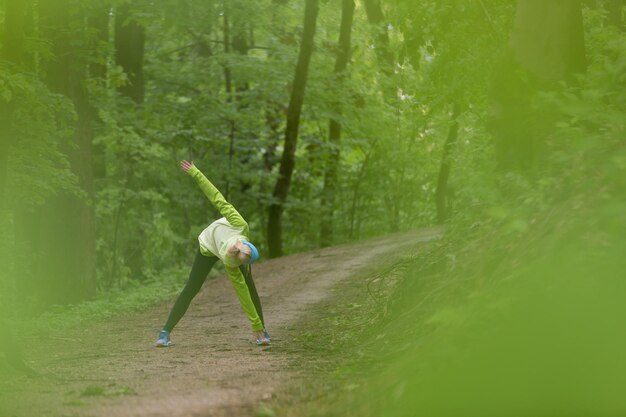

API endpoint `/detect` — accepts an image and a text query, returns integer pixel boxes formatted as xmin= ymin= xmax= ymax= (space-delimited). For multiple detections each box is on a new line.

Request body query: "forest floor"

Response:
xmin=0 ymin=228 xmax=441 ymax=417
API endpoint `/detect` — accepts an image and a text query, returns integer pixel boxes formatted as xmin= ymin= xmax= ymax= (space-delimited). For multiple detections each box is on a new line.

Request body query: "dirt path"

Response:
xmin=1 ymin=229 xmax=440 ymax=417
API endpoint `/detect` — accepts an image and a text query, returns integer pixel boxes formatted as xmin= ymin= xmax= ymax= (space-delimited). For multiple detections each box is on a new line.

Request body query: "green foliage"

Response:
xmin=3 ymin=0 xmax=623 ymax=412
xmin=11 ymin=264 xmax=187 ymax=337
xmin=2 ymin=0 xmax=455 ymax=313
xmin=3 ymin=6 xmax=625 ymax=413
xmin=264 ymin=2 xmax=626 ymax=416
xmin=1 ymin=68 xmax=80 ymax=208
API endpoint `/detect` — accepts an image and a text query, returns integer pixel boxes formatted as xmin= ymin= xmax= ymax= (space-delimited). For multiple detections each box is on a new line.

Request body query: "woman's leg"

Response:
xmin=163 ymin=250 xmax=218 ymax=333
xmin=239 ymin=264 xmax=265 ymax=327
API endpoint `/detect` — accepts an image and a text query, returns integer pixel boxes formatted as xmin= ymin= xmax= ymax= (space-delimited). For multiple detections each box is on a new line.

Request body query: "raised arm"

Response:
xmin=180 ymin=160 xmax=249 ymax=233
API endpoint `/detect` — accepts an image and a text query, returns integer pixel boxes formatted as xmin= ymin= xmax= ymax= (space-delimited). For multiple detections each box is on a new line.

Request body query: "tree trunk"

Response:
xmin=510 ymin=0 xmax=586 ymax=84
xmin=223 ymin=8 xmax=235 ymax=199
xmin=267 ymin=0 xmax=319 ymax=258
xmin=492 ymin=0 xmax=586 ymax=171
xmin=0 ymin=118 xmax=8 ymax=207
xmin=0 ymin=0 xmax=28 ymax=206
xmin=114 ymin=4 xmax=145 ymax=104
xmin=320 ymin=0 xmax=355 ymax=247
xmin=362 ymin=0 xmax=394 ymax=73
xmin=223 ymin=8 xmax=234 ymax=99
xmin=31 ymin=0 xmax=97 ymax=305
xmin=1 ymin=0 xmax=27 ymax=64
xmin=0 ymin=0 xmax=29 ymax=310
xmin=606 ymin=0 xmax=625 ymax=28
xmin=435 ymin=103 xmax=461 ymax=224
xmin=349 ymin=149 xmax=373 ymax=240
xmin=88 ymin=9 xmax=108 ymax=180
xmin=113 ymin=5 xmax=147 ymax=280
xmin=222 ymin=4 xmax=251 ymax=198
xmin=263 ymin=103 xmax=284 ymax=172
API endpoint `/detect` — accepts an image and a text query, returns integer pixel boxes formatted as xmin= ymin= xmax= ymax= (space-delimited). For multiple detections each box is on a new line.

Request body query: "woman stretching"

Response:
xmin=156 ymin=160 xmax=270 ymax=347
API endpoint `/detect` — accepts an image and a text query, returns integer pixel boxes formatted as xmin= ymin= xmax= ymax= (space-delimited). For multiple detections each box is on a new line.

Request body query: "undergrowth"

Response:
xmin=268 ymin=183 xmax=626 ymax=416
xmin=7 ymin=263 xmax=200 ymax=338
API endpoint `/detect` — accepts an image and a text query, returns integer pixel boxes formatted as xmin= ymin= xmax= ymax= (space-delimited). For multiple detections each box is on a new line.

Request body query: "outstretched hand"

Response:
xmin=180 ymin=160 xmax=194 ymax=172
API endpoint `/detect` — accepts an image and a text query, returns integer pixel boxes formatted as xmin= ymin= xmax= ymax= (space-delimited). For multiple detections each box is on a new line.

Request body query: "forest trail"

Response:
xmin=1 ymin=229 xmax=440 ymax=417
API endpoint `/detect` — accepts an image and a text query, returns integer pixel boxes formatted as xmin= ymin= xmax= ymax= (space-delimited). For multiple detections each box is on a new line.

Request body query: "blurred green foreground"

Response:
xmin=1 ymin=1 xmax=626 ymax=416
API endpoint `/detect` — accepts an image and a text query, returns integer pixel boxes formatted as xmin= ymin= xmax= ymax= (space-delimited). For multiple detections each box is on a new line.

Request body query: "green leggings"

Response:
xmin=163 ymin=249 xmax=264 ymax=333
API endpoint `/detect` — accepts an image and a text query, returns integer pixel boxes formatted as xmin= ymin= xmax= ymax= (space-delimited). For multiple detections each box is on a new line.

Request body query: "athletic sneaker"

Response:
xmin=256 ymin=336 xmax=270 ymax=346
xmin=255 ymin=329 xmax=271 ymax=346
xmin=155 ymin=330 xmax=172 ymax=347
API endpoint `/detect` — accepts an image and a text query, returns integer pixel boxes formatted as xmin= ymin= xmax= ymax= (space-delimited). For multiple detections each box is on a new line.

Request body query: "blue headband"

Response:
xmin=242 ymin=241 xmax=259 ymax=264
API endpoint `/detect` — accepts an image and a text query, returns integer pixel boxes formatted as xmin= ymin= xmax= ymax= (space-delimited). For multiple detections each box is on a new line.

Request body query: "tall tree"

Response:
xmin=320 ymin=0 xmax=355 ymax=247
xmin=222 ymin=1 xmax=252 ymax=198
xmin=267 ymin=0 xmax=320 ymax=258
xmin=600 ymin=0 xmax=625 ymax=28
xmin=362 ymin=0 xmax=394 ymax=74
xmin=0 ymin=0 xmax=28 ymax=207
xmin=0 ymin=0 xmax=30 ymax=311
xmin=492 ymin=0 xmax=586 ymax=170
xmin=27 ymin=0 xmax=98 ymax=304
xmin=115 ymin=3 xmax=145 ymax=104
xmin=435 ymin=102 xmax=461 ymax=224
xmin=87 ymin=6 xmax=109 ymax=180
xmin=113 ymin=4 xmax=147 ymax=279
xmin=223 ymin=5 xmax=236 ymax=199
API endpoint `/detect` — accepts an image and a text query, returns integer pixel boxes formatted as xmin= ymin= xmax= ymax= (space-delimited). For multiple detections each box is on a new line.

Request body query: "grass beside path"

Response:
xmin=264 ymin=209 xmax=626 ymax=416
